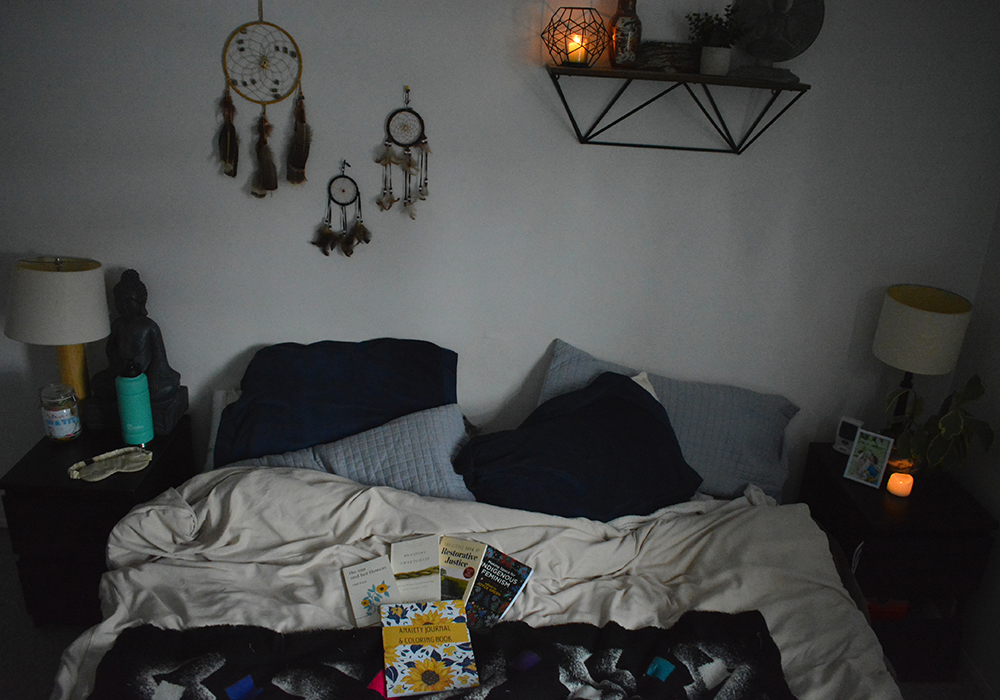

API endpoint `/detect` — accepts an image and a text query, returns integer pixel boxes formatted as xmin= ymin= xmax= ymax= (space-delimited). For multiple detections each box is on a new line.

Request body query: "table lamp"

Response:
xmin=4 ymin=257 xmax=111 ymax=401
xmin=872 ymin=284 xmax=972 ymax=417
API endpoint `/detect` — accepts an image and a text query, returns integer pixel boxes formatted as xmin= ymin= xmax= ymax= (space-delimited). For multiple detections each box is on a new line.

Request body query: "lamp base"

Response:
xmin=57 ymin=344 xmax=90 ymax=401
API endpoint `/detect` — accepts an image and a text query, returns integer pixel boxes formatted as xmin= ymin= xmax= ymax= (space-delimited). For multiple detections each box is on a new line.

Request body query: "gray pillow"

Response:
xmin=243 ymin=403 xmax=475 ymax=501
xmin=538 ymin=340 xmax=799 ymax=501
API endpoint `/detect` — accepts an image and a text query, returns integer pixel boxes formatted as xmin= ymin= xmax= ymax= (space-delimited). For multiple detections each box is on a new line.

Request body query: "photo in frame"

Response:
xmin=843 ymin=429 xmax=894 ymax=489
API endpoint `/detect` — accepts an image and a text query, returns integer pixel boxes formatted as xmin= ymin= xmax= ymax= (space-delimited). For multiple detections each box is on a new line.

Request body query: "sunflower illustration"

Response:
xmin=376 ymin=582 xmax=389 ymax=595
xmin=384 ymin=645 xmax=399 ymax=667
xmin=403 ymin=658 xmax=455 ymax=692
xmin=412 ymin=609 xmax=447 ymax=626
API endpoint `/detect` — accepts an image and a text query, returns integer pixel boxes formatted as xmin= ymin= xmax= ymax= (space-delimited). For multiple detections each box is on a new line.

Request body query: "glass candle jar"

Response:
xmin=40 ymin=383 xmax=82 ymax=441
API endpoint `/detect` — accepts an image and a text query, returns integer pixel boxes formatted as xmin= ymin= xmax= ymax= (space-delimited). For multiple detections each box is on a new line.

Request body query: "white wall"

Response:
xmin=1 ymin=2 xmax=998 ymax=499
xmin=2 ymin=0 xmax=1000 ymax=690
xmin=956 ymin=201 xmax=1000 ymax=697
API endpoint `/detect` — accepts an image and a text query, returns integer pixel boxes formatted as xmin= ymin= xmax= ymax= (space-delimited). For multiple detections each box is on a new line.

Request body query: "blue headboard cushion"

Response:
xmin=454 ymin=372 xmax=703 ymax=521
xmin=537 ymin=340 xmax=799 ymax=501
xmin=214 ymin=338 xmax=458 ymax=468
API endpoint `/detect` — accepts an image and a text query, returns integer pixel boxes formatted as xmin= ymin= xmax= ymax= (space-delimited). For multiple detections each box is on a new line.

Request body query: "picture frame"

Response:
xmin=843 ymin=429 xmax=894 ymax=489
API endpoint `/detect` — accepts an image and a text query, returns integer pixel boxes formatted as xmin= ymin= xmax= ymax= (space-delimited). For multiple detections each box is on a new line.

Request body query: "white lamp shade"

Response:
xmin=4 ymin=257 xmax=111 ymax=346
xmin=872 ymin=284 xmax=971 ymax=376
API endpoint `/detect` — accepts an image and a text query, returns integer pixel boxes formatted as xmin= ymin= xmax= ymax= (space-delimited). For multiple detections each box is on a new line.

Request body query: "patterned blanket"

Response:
xmin=87 ymin=610 xmax=795 ymax=699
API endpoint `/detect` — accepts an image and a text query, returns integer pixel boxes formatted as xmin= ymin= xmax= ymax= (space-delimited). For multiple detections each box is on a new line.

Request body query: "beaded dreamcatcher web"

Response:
xmin=216 ymin=1 xmax=311 ymax=196
xmin=375 ymin=87 xmax=430 ymax=219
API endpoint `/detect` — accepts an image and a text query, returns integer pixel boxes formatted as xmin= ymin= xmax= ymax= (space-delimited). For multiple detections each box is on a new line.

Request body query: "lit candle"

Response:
xmin=567 ymin=34 xmax=587 ymax=64
xmin=887 ymin=473 xmax=914 ymax=497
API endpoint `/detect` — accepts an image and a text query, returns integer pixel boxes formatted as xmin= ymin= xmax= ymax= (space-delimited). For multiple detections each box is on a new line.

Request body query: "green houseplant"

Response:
xmin=686 ymin=5 xmax=742 ymax=75
xmin=884 ymin=374 xmax=995 ymax=471
xmin=685 ymin=5 xmax=741 ymax=48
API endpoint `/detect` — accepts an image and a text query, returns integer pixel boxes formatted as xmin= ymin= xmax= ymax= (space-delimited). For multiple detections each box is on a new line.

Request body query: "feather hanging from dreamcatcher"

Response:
xmin=375 ymin=141 xmax=399 ymax=211
xmin=376 ymin=87 xmax=429 ymax=219
xmin=286 ymin=89 xmax=311 ymax=184
xmin=218 ymin=88 xmax=239 ymax=177
xmin=251 ymin=110 xmax=278 ymax=198
xmin=312 ymin=162 xmax=371 ymax=258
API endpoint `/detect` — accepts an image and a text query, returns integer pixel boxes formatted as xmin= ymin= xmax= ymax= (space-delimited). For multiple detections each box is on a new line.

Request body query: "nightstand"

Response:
xmin=0 ymin=414 xmax=195 ymax=625
xmin=799 ymin=442 xmax=997 ymax=682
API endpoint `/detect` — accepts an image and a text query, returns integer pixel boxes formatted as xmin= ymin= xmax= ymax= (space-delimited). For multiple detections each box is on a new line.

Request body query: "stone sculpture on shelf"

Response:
xmin=90 ymin=269 xmax=188 ymax=435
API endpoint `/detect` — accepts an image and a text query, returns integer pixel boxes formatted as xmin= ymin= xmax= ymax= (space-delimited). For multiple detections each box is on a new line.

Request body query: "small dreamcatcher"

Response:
xmin=375 ymin=87 xmax=430 ymax=219
xmin=217 ymin=1 xmax=311 ymax=196
xmin=312 ymin=162 xmax=372 ymax=258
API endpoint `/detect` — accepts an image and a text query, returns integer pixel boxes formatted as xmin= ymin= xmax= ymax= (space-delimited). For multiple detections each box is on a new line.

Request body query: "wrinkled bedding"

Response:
xmin=52 ymin=466 xmax=902 ymax=700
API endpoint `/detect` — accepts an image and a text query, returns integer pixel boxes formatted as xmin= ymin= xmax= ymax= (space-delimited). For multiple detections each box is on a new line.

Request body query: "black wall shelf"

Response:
xmin=547 ymin=65 xmax=810 ymax=155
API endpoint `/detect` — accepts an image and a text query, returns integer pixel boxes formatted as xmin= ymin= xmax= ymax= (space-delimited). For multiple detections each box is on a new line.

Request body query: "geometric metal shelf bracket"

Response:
xmin=547 ymin=65 xmax=810 ymax=155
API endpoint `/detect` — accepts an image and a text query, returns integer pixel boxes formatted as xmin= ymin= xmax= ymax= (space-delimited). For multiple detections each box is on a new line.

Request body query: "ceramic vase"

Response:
xmin=699 ymin=46 xmax=732 ymax=76
xmin=610 ymin=0 xmax=642 ymax=68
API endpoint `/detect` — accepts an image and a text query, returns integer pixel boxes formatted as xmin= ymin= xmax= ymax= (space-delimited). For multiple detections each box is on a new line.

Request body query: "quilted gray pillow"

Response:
xmin=242 ymin=403 xmax=474 ymax=501
xmin=538 ymin=340 xmax=799 ymax=501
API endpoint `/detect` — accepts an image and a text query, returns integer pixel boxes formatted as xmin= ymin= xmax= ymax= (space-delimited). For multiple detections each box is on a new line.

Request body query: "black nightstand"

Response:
xmin=0 ymin=414 xmax=195 ymax=626
xmin=799 ymin=442 xmax=997 ymax=682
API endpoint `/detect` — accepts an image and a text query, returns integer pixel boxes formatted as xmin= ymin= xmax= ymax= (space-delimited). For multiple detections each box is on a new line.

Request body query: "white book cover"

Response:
xmin=439 ymin=536 xmax=487 ymax=604
xmin=343 ymin=554 xmax=402 ymax=627
xmin=391 ymin=535 xmax=441 ymax=603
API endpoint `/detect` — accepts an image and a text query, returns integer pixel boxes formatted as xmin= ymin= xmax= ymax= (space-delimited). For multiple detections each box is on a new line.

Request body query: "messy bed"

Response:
xmin=52 ymin=338 xmax=902 ymax=700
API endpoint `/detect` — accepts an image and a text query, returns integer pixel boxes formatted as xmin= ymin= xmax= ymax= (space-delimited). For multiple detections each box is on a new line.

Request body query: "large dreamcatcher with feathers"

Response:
xmin=375 ymin=87 xmax=430 ymax=219
xmin=217 ymin=1 xmax=311 ymax=196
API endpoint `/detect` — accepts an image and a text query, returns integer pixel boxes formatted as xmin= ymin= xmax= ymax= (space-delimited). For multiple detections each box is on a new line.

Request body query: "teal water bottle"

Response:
xmin=117 ymin=361 xmax=154 ymax=445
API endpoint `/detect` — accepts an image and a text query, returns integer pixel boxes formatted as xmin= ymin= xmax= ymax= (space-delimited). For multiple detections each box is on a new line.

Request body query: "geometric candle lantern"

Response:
xmin=541 ymin=7 xmax=609 ymax=68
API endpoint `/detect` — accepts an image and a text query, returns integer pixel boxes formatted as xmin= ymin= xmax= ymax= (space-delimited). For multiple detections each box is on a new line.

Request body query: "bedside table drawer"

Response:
xmin=15 ymin=556 xmax=105 ymax=625
xmin=2 ymin=491 xmax=130 ymax=559
xmin=857 ymin=535 xmax=994 ymax=599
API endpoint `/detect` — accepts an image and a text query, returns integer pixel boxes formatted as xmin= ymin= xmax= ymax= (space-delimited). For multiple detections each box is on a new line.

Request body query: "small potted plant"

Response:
xmin=883 ymin=374 xmax=995 ymax=473
xmin=686 ymin=5 xmax=742 ymax=76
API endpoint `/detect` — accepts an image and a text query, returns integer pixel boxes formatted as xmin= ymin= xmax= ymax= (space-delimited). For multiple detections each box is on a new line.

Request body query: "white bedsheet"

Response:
xmin=52 ymin=466 xmax=902 ymax=700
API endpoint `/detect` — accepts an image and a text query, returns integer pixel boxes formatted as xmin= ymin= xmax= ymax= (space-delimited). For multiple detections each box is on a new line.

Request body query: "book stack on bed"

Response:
xmin=344 ymin=534 xmax=532 ymax=696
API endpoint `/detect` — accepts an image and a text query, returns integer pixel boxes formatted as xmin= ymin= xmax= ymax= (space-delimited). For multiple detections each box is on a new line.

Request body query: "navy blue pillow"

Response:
xmin=453 ymin=372 xmax=702 ymax=521
xmin=214 ymin=338 xmax=458 ymax=468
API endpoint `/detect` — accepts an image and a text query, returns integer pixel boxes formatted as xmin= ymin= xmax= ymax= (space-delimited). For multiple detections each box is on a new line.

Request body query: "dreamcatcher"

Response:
xmin=312 ymin=162 xmax=372 ymax=257
xmin=217 ymin=1 xmax=311 ymax=196
xmin=375 ymin=87 xmax=430 ymax=219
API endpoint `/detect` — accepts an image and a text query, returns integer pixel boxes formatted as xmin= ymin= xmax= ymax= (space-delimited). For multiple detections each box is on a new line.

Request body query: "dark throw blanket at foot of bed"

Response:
xmin=87 ymin=610 xmax=796 ymax=700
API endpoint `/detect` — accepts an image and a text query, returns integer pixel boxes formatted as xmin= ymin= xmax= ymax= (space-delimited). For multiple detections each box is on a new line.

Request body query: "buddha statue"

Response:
xmin=91 ymin=269 xmax=188 ymax=434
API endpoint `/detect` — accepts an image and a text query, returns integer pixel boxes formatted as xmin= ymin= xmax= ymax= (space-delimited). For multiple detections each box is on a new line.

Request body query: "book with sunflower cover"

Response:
xmin=343 ymin=554 xmax=403 ymax=628
xmin=380 ymin=600 xmax=479 ymax=697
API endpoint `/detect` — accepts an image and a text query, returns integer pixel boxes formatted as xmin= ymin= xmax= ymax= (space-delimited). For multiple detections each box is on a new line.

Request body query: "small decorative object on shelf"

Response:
xmin=375 ymin=86 xmax=430 ymax=219
xmin=686 ymin=5 xmax=742 ymax=75
xmin=609 ymin=0 xmax=642 ymax=68
xmin=312 ymin=161 xmax=371 ymax=258
xmin=731 ymin=0 xmax=824 ymax=83
xmin=541 ymin=7 xmax=609 ymax=69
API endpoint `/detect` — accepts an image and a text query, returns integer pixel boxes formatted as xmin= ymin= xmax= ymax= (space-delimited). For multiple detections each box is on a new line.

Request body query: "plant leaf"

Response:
xmin=956 ymin=374 xmax=985 ymax=404
xmin=926 ymin=435 xmax=950 ymax=468
xmin=965 ymin=416 xmax=995 ymax=451
xmin=937 ymin=409 xmax=964 ymax=440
